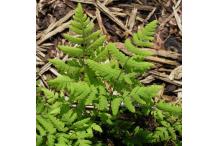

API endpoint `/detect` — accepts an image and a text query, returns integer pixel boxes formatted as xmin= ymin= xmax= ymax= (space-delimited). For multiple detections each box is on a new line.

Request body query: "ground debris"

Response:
xmin=36 ymin=0 xmax=182 ymax=105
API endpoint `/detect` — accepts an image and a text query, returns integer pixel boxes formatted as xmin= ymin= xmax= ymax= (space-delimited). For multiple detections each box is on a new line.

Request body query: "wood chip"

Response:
xmin=111 ymin=12 xmax=127 ymax=17
xmin=118 ymin=4 xmax=154 ymax=11
xmin=96 ymin=8 xmax=109 ymax=36
xmin=169 ymin=65 xmax=182 ymax=80
xmin=37 ymin=54 xmax=68 ymax=77
xmin=145 ymin=56 xmax=180 ymax=66
xmin=144 ymin=7 xmax=156 ymax=23
xmin=41 ymin=75 xmax=49 ymax=88
xmin=115 ymin=42 xmax=180 ymax=66
xmin=140 ymin=75 xmax=155 ymax=84
xmin=149 ymin=70 xmax=181 ymax=86
xmin=37 ymin=10 xmax=74 ymax=40
xmin=152 ymin=74 xmax=182 ymax=86
xmin=95 ymin=1 xmax=132 ymax=35
xmin=69 ymin=0 xmax=95 ymax=5
xmin=49 ymin=68 xmax=60 ymax=76
xmin=162 ymin=95 xmax=178 ymax=103
xmin=127 ymin=7 xmax=138 ymax=31
xmin=37 ymin=62 xmax=52 ymax=76
xmin=173 ymin=6 xmax=182 ymax=32
xmin=103 ymin=0 xmax=113 ymax=5
xmin=70 ymin=0 xmax=132 ymax=35
xmin=109 ymin=7 xmax=123 ymax=12
xmin=37 ymin=21 xmax=71 ymax=45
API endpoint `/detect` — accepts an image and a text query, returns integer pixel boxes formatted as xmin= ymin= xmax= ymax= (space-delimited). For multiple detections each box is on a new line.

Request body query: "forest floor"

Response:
xmin=36 ymin=0 xmax=182 ymax=115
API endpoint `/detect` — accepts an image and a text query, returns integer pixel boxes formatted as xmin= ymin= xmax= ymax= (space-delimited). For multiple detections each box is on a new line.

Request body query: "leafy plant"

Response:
xmin=36 ymin=3 xmax=182 ymax=146
xmin=36 ymin=88 xmax=103 ymax=146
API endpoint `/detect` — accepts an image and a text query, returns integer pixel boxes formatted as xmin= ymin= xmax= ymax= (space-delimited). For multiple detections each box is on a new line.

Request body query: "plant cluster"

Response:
xmin=36 ymin=3 xmax=182 ymax=146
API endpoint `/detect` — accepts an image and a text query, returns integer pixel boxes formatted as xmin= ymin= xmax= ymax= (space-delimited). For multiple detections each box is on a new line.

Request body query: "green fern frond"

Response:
xmin=49 ymin=59 xmax=80 ymax=78
xmin=56 ymin=134 xmax=70 ymax=146
xmin=47 ymin=115 xmax=67 ymax=132
xmin=85 ymin=30 xmax=101 ymax=41
xmin=58 ymin=45 xmax=83 ymax=58
xmin=36 ymin=123 xmax=46 ymax=136
xmin=132 ymin=20 xmax=158 ymax=48
xmin=124 ymin=39 xmax=153 ymax=57
xmin=152 ymin=109 xmax=165 ymax=121
xmin=98 ymin=95 xmax=108 ymax=111
xmin=75 ymin=139 xmax=92 ymax=146
xmin=87 ymin=35 xmax=106 ymax=50
xmin=132 ymin=94 xmax=147 ymax=105
xmin=126 ymin=57 xmax=154 ymax=72
xmin=70 ymin=25 xmax=83 ymax=34
xmin=168 ymin=126 xmax=177 ymax=140
xmin=49 ymin=76 xmax=97 ymax=103
xmin=63 ymin=33 xmax=84 ymax=44
xmin=142 ymin=20 xmax=158 ymax=37
xmin=36 ymin=102 xmax=45 ymax=114
xmin=87 ymin=59 xmax=120 ymax=81
xmin=67 ymin=3 xmax=105 ymax=52
xmin=152 ymin=127 xmax=170 ymax=142
xmin=84 ymin=22 xmax=95 ymax=34
xmin=124 ymin=96 xmax=135 ymax=113
xmin=111 ymin=97 xmax=123 ymax=115
xmin=36 ymin=135 xmax=43 ymax=146
xmin=130 ymin=85 xmax=161 ymax=105
xmin=137 ymin=85 xmax=162 ymax=102
xmin=91 ymin=123 xmax=103 ymax=133
xmin=156 ymin=102 xmax=182 ymax=116
xmin=48 ymin=75 xmax=73 ymax=90
xmin=106 ymin=43 xmax=127 ymax=64
xmin=47 ymin=134 xmax=55 ymax=146
xmin=85 ymin=85 xmax=98 ymax=105
xmin=39 ymin=87 xmax=55 ymax=99
xmin=106 ymin=43 xmax=154 ymax=72
xmin=62 ymin=110 xmax=78 ymax=124
xmin=36 ymin=115 xmax=56 ymax=134
xmin=174 ymin=122 xmax=182 ymax=136
xmin=72 ymin=118 xmax=91 ymax=129
xmin=132 ymin=34 xmax=153 ymax=47
xmin=49 ymin=101 xmax=62 ymax=115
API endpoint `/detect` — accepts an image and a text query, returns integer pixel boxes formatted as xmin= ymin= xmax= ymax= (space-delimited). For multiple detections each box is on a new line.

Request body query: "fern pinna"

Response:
xmin=37 ymin=3 xmax=182 ymax=146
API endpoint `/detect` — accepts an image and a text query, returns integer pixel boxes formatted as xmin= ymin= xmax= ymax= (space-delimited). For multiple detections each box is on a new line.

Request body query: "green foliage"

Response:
xmin=132 ymin=20 xmax=158 ymax=47
xmin=111 ymin=97 xmax=123 ymax=115
xmin=36 ymin=88 xmax=103 ymax=146
xmin=37 ymin=3 xmax=181 ymax=146
xmin=157 ymin=102 xmax=182 ymax=116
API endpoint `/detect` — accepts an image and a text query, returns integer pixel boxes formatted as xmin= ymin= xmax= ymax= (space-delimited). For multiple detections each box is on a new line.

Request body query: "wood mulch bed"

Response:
xmin=36 ymin=0 xmax=182 ymax=105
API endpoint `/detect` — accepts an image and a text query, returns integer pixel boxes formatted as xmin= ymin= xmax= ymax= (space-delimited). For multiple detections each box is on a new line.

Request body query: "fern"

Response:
xmin=124 ymin=38 xmax=153 ymax=57
xmin=132 ymin=20 xmax=158 ymax=48
xmin=124 ymin=96 xmax=136 ymax=113
xmin=157 ymin=102 xmax=182 ymax=116
xmin=106 ymin=43 xmax=154 ymax=72
xmin=49 ymin=59 xmax=80 ymax=79
xmin=37 ymin=3 xmax=181 ymax=146
xmin=58 ymin=45 xmax=84 ymax=57
xmin=36 ymin=88 xmax=103 ymax=146
xmin=98 ymin=95 xmax=108 ymax=111
xmin=111 ymin=97 xmax=123 ymax=115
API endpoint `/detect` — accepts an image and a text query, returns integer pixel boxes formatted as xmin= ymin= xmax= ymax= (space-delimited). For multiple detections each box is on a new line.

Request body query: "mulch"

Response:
xmin=36 ymin=0 xmax=182 ymax=105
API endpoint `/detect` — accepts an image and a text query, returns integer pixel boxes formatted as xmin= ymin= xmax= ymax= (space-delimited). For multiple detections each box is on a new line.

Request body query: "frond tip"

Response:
xmin=131 ymin=20 xmax=158 ymax=48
